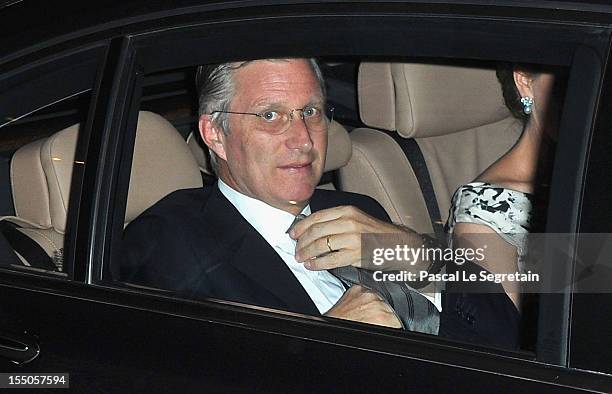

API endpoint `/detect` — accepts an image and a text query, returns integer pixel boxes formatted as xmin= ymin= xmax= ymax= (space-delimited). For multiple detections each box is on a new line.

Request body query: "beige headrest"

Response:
xmin=126 ymin=112 xmax=203 ymax=223
xmin=324 ymin=120 xmax=352 ymax=172
xmin=185 ymin=119 xmax=352 ymax=174
xmin=358 ymin=62 xmax=511 ymax=138
xmin=11 ymin=125 xmax=79 ymax=234
xmin=10 ymin=111 xmax=202 ymax=233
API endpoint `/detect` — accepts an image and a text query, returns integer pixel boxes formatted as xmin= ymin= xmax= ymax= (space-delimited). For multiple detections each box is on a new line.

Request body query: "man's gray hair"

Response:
xmin=195 ymin=58 xmax=326 ymax=174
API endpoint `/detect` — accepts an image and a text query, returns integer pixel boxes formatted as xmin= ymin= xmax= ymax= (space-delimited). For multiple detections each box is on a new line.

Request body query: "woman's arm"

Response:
xmin=452 ymin=222 xmax=521 ymax=311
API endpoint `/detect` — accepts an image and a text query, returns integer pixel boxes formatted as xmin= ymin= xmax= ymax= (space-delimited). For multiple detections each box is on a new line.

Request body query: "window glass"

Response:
xmin=0 ymin=92 xmax=91 ymax=276
xmin=0 ymin=47 xmax=102 ymax=278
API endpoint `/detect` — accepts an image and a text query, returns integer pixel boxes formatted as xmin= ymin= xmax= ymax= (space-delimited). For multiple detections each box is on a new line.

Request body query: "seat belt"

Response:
xmin=0 ymin=221 xmax=58 ymax=271
xmin=389 ymin=134 xmax=446 ymax=242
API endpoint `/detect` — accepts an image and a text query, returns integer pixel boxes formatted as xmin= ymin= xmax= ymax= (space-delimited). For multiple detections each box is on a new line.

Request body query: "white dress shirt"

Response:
xmin=218 ymin=180 xmax=344 ymax=314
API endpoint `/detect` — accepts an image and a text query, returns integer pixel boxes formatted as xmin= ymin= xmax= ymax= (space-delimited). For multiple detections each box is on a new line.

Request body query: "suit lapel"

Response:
xmin=310 ymin=189 xmax=342 ymax=211
xmin=203 ymin=187 xmax=319 ymax=315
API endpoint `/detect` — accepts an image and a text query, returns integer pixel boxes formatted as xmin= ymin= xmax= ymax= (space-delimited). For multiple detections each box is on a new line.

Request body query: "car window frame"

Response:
xmin=81 ymin=10 xmax=610 ymax=379
xmin=567 ymin=38 xmax=612 ymax=375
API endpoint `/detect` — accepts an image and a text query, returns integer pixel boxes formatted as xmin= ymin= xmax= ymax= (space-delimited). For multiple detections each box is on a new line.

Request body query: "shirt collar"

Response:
xmin=218 ymin=179 xmax=311 ymax=246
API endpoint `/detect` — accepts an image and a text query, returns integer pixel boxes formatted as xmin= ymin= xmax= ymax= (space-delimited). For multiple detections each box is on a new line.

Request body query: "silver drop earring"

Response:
xmin=520 ymin=96 xmax=534 ymax=115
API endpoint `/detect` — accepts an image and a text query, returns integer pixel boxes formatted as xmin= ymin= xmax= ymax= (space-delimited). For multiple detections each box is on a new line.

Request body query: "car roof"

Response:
xmin=2 ymin=0 xmax=612 ymax=66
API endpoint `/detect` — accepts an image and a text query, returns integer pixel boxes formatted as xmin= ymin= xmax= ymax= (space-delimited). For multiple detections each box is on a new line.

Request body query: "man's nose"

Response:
xmin=285 ymin=111 xmax=313 ymax=152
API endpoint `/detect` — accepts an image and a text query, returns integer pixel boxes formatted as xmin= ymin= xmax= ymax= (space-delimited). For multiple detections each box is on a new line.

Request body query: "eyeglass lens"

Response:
xmin=255 ymin=105 xmax=335 ymax=135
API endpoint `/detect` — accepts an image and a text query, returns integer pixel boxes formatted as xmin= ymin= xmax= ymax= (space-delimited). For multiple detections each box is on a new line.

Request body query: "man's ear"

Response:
xmin=199 ymin=114 xmax=227 ymax=161
xmin=513 ymin=70 xmax=535 ymax=99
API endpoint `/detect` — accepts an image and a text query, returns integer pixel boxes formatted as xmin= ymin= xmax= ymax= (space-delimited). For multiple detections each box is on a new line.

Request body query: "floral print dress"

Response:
xmin=445 ymin=182 xmax=534 ymax=273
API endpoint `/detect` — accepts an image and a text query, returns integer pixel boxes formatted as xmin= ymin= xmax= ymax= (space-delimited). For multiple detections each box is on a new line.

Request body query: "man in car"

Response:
xmin=121 ymin=59 xmax=519 ymax=347
xmin=121 ymin=58 xmax=436 ymax=328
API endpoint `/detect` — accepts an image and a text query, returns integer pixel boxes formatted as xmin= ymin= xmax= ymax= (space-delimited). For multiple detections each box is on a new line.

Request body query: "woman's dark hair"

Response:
xmin=496 ymin=63 xmax=525 ymax=123
xmin=496 ymin=63 xmax=560 ymax=125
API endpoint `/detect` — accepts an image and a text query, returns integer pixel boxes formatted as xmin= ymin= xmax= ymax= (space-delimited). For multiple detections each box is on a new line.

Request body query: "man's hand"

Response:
xmin=324 ymin=285 xmax=402 ymax=328
xmin=289 ymin=205 xmax=417 ymax=270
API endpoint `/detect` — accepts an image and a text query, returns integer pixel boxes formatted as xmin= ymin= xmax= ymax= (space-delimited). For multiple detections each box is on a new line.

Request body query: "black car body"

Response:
xmin=0 ymin=1 xmax=611 ymax=392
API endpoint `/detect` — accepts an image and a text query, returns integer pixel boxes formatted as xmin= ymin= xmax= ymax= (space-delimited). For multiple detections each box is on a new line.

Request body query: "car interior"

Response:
xmin=0 ymin=57 xmax=553 ymax=352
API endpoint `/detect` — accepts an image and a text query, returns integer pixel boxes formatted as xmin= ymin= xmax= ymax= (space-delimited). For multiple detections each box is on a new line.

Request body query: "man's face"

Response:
xmin=209 ymin=59 xmax=327 ymax=214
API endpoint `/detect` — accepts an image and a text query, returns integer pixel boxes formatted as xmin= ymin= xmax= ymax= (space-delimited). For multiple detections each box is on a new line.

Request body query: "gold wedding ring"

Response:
xmin=326 ymin=236 xmax=334 ymax=253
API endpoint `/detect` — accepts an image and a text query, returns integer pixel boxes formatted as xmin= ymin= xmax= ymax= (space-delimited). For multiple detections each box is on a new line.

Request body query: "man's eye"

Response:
xmin=260 ymin=111 xmax=280 ymax=122
xmin=303 ymin=107 xmax=320 ymax=117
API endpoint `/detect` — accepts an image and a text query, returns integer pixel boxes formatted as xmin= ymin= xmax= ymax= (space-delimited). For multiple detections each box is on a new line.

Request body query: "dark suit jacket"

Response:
xmin=120 ymin=184 xmax=389 ymax=314
xmin=440 ymin=261 xmax=521 ymax=349
xmin=120 ymin=184 xmax=519 ymax=349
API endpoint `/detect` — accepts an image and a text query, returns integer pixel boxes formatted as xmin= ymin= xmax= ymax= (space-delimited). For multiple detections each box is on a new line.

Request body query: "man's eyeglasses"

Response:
xmin=209 ymin=104 xmax=334 ymax=135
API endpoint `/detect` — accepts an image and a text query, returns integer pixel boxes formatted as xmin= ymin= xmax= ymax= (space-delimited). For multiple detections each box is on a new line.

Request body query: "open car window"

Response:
xmin=107 ymin=56 xmax=570 ymax=355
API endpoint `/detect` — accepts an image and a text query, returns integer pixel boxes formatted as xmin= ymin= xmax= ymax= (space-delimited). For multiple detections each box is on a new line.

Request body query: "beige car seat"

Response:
xmin=339 ymin=62 xmax=523 ymax=235
xmin=3 ymin=111 xmax=202 ymax=270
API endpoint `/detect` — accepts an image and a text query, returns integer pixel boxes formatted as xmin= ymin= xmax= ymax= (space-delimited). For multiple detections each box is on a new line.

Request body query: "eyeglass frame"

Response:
xmin=208 ymin=104 xmax=335 ymax=135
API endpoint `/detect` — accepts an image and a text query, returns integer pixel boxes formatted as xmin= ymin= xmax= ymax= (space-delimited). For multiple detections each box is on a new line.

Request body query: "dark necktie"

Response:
xmin=288 ymin=214 xmax=439 ymax=335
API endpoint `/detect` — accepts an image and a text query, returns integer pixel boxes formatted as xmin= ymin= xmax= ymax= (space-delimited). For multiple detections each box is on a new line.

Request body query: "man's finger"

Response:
xmin=296 ymin=232 xmax=360 ymax=263
xmin=361 ymin=291 xmax=403 ymax=328
xmin=325 ymin=285 xmax=402 ymax=328
xmin=295 ymin=218 xmax=356 ymax=256
xmin=303 ymin=251 xmax=361 ymax=272
xmin=289 ymin=206 xmax=354 ymax=239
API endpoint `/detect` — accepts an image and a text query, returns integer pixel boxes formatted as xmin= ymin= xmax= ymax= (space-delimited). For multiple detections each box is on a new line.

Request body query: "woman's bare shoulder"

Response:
xmin=476 ymin=177 xmax=533 ymax=194
xmin=477 ymin=160 xmax=533 ymax=194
